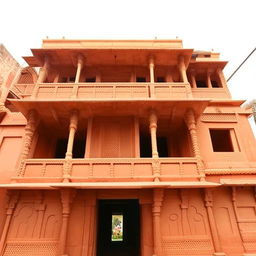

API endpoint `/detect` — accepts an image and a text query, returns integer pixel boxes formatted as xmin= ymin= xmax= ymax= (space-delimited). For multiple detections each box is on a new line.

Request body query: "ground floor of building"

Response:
xmin=0 ymin=186 xmax=255 ymax=256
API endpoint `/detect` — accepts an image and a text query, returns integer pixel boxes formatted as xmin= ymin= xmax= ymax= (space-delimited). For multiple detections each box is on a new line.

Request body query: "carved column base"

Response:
xmin=213 ymin=253 xmax=226 ymax=256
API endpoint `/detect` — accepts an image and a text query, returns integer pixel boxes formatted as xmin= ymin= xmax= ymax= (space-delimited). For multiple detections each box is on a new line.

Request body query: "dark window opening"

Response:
xmin=211 ymin=80 xmax=221 ymax=88
xmin=156 ymin=77 xmax=165 ymax=82
xmin=73 ymin=138 xmax=86 ymax=158
xmin=136 ymin=77 xmax=146 ymax=82
xmin=55 ymin=138 xmax=68 ymax=158
xmin=196 ymin=80 xmax=207 ymax=88
xmin=69 ymin=77 xmax=76 ymax=82
xmin=55 ymin=137 xmax=86 ymax=158
xmin=210 ymin=129 xmax=234 ymax=152
xmin=61 ymin=77 xmax=68 ymax=83
xmin=140 ymin=135 xmax=152 ymax=157
xmin=86 ymin=77 xmax=96 ymax=82
xmin=157 ymin=136 xmax=169 ymax=157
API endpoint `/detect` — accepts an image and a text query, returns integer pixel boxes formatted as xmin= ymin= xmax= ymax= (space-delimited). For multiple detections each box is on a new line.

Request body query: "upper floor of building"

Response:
xmin=11 ymin=39 xmax=231 ymax=102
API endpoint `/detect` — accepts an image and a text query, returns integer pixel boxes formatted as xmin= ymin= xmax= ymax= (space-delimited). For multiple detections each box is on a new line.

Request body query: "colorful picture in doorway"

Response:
xmin=111 ymin=214 xmax=123 ymax=241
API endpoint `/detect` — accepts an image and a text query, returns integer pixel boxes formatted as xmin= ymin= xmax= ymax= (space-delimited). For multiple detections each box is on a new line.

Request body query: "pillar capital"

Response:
xmin=184 ymin=109 xmax=196 ymax=130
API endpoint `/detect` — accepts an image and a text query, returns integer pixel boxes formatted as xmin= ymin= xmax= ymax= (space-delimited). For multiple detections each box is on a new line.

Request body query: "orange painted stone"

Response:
xmin=0 ymin=39 xmax=255 ymax=256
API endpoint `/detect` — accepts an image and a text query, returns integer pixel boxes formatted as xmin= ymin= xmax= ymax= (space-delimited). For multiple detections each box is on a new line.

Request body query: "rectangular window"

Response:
xmin=210 ymin=129 xmax=234 ymax=152
xmin=111 ymin=214 xmax=123 ymax=242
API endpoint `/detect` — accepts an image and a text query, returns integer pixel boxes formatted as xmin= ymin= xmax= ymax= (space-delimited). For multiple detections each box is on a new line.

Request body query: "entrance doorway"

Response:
xmin=97 ymin=199 xmax=140 ymax=256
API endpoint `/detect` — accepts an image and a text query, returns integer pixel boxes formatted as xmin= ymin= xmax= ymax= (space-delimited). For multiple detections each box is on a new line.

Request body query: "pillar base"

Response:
xmin=213 ymin=253 xmax=226 ymax=256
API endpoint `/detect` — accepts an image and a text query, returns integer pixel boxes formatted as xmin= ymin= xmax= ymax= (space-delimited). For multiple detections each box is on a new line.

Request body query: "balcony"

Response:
xmin=13 ymin=82 xmax=192 ymax=100
xmin=13 ymin=157 xmax=201 ymax=183
xmin=192 ymin=87 xmax=231 ymax=99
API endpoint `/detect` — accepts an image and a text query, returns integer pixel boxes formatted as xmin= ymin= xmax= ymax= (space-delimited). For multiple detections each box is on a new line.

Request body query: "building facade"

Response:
xmin=0 ymin=39 xmax=256 ymax=256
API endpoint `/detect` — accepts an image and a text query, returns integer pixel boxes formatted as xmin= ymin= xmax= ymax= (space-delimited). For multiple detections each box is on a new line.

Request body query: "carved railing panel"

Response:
xmin=16 ymin=157 xmax=199 ymax=182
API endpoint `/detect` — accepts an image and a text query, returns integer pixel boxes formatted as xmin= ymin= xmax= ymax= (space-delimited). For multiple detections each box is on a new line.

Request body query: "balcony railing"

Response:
xmin=192 ymin=88 xmax=231 ymax=99
xmin=13 ymin=82 xmax=192 ymax=100
xmin=14 ymin=157 xmax=200 ymax=182
xmin=12 ymin=82 xmax=232 ymax=100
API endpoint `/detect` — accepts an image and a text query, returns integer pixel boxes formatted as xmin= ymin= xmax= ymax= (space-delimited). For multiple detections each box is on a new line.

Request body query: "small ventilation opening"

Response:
xmin=157 ymin=136 xmax=169 ymax=157
xmin=210 ymin=129 xmax=234 ymax=152
xmin=136 ymin=77 xmax=146 ymax=82
xmin=140 ymin=134 xmax=152 ymax=157
xmin=196 ymin=80 xmax=207 ymax=88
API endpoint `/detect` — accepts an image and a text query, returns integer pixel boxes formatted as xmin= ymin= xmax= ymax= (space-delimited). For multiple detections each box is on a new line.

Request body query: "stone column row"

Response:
xmin=148 ymin=108 xmax=204 ymax=181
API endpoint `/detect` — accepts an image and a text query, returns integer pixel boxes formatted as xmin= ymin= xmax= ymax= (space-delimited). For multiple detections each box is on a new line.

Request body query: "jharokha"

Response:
xmin=0 ymin=39 xmax=256 ymax=256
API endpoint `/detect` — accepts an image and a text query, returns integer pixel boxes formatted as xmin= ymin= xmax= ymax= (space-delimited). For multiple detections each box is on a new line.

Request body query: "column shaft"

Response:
xmin=65 ymin=110 xmax=78 ymax=159
xmin=58 ymin=189 xmax=75 ymax=256
xmin=149 ymin=56 xmax=155 ymax=97
xmin=204 ymin=189 xmax=225 ymax=255
xmin=149 ymin=110 xmax=159 ymax=158
xmin=178 ymin=56 xmax=188 ymax=83
xmin=0 ymin=192 xmax=19 ymax=254
xmin=152 ymin=189 xmax=164 ymax=256
xmin=184 ymin=109 xmax=205 ymax=180
xmin=75 ymin=55 xmax=83 ymax=84
xmin=18 ymin=109 xmax=37 ymax=176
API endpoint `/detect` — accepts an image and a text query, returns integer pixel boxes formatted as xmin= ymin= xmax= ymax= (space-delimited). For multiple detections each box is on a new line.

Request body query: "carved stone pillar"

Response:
xmin=184 ymin=109 xmax=205 ymax=181
xmin=82 ymin=191 xmax=97 ymax=256
xmin=216 ymin=68 xmax=232 ymax=97
xmin=130 ymin=68 xmax=136 ymax=82
xmin=34 ymin=192 xmax=46 ymax=239
xmin=33 ymin=56 xmax=50 ymax=98
xmin=18 ymin=109 xmax=38 ymax=177
xmin=190 ymin=71 xmax=197 ymax=88
xmin=63 ymin=110 xmax=78 ymax=182
xmin=58 ymin=189 xmax=76 ymax=256
xmin=231 ymin=187 xmax=248 ymax=254
xmin=75 ymin=55 xmax=84 ymax=84
xmin=180 ymin=190 xmax=190 ymax=235
xmin=139 ymin=190 xmax=153 ymax=256
xmin=178 ymin=56 xmax=188 ymax=83
xmin=207 ymin=71 xmax=212 ymax=88
xmin=216 ymin=68 xmax=227 ymax=88
xmin=149 ymin=110 xmax=159 ymax=159
xmin=65 ymin=110 xmax=78 ymax=159
xmin=204 ymin=189 xmax=226 ymax=256
xmin=149 ymin=56 xmax=155 ymax=97
xmin=152 ymin=189 xmax=164 ymax=256
xmin=0 ymin=191 xmax=19 ymax=254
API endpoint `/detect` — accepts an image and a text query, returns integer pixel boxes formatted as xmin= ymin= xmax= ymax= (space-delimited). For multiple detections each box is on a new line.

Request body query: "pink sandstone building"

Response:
xmin=0 ymin=39 xmax=256 ymax=256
